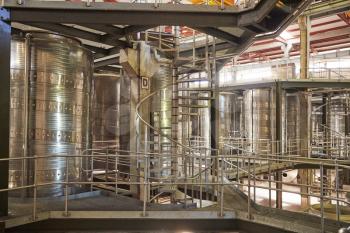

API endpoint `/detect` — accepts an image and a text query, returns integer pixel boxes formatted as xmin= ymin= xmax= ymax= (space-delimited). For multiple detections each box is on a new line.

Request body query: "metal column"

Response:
xmin=210 ymin=37 xmax=220 ymax=201
xmin=298 ymin=15 xmax=310 ymax=80
xmin=299 ymin=91 xmax=310 ymax=209
xmin=275 ymin=82 xmax=283 ymax=209
xmin=298 ymin=14 xmax=311 ymax=209
xmin=0 ymin=8 xmax=10 ymax=217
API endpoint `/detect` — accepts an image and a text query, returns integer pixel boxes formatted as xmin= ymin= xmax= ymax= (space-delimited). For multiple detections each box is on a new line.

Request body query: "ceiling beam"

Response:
xmin=304 ymin=0 xmax=350 ymax=19
xmin=80 ymin=24 xmax=125 ymax=35
xmin=5 ymin=1 xmax=239 ymax=26
xmin=95 ymin=57 xmax=120 ymax=68
xmin=193 ymin=27 xmax=241 ymax=45
xmin=26 ymin=23 xmax=128 ymax=48
xmin=4 ymin=0 xmax=285 ymax=27
xmin=95 ymin=66 xmax=121 ymax=72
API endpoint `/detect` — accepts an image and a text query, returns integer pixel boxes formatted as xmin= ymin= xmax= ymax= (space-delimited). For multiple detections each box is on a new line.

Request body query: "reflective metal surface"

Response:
xmin=92 ymin=72 xmax=120 ymax=149
xmin=285 ymin=93 xmax=300 ymax=154
xmin=243 ymin=89 xmax=275 ymax=154
xmin=311 ymin=93 xmax=350 ymax=158
xmin=9 ymin=32 xmax=93 ymax=196
xmin=151 ymin=53 xmax=172 ymax=178
xmin=219 ymin=93 xmax=243 ymax=138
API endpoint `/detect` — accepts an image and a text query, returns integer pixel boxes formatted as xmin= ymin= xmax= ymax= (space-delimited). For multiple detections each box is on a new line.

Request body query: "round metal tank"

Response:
xmin=91 ymin=72 xmax=120 ymax=172
xmin=330 ymin=95 xmax=347 ymax=135
xmin=285 ymin=93 xmax=300 ymax=154
xmin=92 ymin=72 xmax=120 ymax=149
xmin=9 ymin=32 xmax=93 ymax=196
xmin=219 ymin=93 xmax=243 ymax=138
xmin=243 ymin=89 xmax=275 ymax=155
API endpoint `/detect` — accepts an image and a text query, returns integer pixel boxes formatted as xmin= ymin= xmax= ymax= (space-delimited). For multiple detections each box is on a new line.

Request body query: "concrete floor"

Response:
xmin=1 ymin=188 xmax=348 ymax=233
xmin=7 ymin=191 xmax=189 ymax=218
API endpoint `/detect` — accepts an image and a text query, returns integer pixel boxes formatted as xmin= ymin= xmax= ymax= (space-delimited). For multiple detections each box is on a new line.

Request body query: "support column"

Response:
xmin=298 ymin=15 xmax=310 ymax=80
xmin=299 ymin=91 xmax=311 ymax=209
xmin=298 ymin=14 xmax=311 ymax=210
xmin=130 ymin=75 xmax=141 ymax=198
xmin=210 ymin=38 xmax=220 ymax=201
xmin=0 ymin=8 xmax=11 ymax=217
xmin=275 ymin=83 xmax=283 ymax=209
xmin=322 ymin=94 xmax=331 ymax=198
xmin=343 ymin=93 xmax=350 ymax=185
xmin=120 ymin=46 xmax=141 ymax=198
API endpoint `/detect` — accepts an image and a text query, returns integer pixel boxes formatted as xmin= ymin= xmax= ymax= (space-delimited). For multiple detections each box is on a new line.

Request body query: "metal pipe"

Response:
xmin=22 ymin=33 xmax=31 ymax=197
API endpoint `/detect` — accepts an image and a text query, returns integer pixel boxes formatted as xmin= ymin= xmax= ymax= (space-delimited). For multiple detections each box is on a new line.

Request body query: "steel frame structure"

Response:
xmin=1 ymin=0 xmax=312 ymax=69
xmin=0 ymin=0 xmax=312 ymax=220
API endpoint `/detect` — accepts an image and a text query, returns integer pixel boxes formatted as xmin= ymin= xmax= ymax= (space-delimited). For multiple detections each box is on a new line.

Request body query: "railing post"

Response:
xmin=115 ymin=152 xmax=118 ymax=197
xmin=268 ymin=160 xmax=271 ymax=208
xmin=199 ymin=149 xmax=203 ymax=208
xmin=106 ymin=145 xmax=109 ymax=182
xmin=91 ymin=150 xmax=94 ymax=192
xmin=247 ymin=157 xmax=251 ymax=219
xmin=253 ymin=156 xmax=256 ymax=203
xmin=142 ymin=154 xmax=148 ymax=217
xmin=32 ymin=158 xmax=37 ymax=221
xmin=335 ymin=162 xmax=340 ymax=224
xmin=64 ymin=155 xmax=69 ymax=217
xmin=184 ymin=151 xmax=188 ymax=208
xmin=320 ymin=163 xmax=325 ymax=233
xmin=220 ymin=157 xmax=224 ymax=217
xmin=142 ymin=124 xmax=148 ymax=216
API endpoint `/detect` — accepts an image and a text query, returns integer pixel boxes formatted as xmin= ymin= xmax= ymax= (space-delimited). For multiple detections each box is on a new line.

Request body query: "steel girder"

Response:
xmin=2 ymin=0 xmax=313 ymax=71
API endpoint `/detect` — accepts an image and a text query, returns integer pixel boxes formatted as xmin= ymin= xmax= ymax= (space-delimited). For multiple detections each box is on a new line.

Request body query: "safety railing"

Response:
xmin=2 ymin=147 xmax=350 ymax=232
xmin=307 ymin=68 xmax=350 ymax=80
xmin=312 ymin=124 xmax=350 ymax=160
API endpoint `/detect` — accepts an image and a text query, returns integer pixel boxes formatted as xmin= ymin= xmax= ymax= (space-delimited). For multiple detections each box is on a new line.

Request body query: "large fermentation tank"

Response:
xmin=91 ymin=72 xmax=120 ymax=172
xmin=9 ymin=32 xmax=93 ymax=196
xmin=243 ymin=89 xmax=302 ymax=156
xmin=219 ymin=93 xmax=243 ymax=138
xmin=243 ymin=89 xmax=275 ymax=155
xmin=311 ymin=93 xmax=349 ymax=158
xmin=285 ymin=93 xmax=300 ymax=154
xmin=92 ymin=72 xmax=120 ymax=148
xmin=329 ymin=95 xmax=348 ymax=135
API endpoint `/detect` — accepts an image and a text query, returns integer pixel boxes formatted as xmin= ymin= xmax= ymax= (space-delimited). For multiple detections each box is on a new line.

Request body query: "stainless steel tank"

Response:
xmin=311 ymin=94 xmax=348 ymax=158
xmin=330 ymin=95 xmax=347 ymax=135
xmin=285 ymin=93 xmax=300 ymax=154
xmin=91 ymin=72 xmax=120 ymax=171
xmin=243 ymin=89 xmax=275 ymax=155
xmin=219 ymin=93 xmax=243 ymax=139
xmin=9 ymin=32 xmax=93 ymax=196
xmin=92 ymin=72 xmax=120 ymax=149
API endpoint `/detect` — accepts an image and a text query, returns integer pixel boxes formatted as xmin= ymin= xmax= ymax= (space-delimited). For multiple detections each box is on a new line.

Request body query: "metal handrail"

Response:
xmin=1 ymin=149 xmax=349 ymax=230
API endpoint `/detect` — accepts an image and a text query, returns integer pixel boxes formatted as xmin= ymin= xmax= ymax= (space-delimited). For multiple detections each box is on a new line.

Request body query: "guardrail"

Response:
xmin=1 ymin=146 xmax=350 ymax=232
